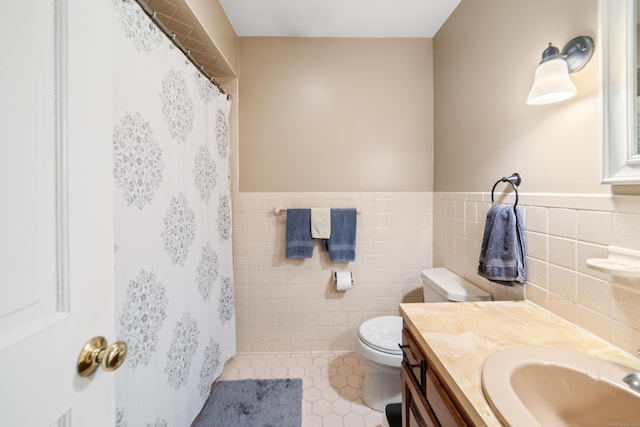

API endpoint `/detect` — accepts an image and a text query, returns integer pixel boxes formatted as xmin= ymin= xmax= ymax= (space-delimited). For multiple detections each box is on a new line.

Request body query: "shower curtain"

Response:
xmin=112 ymin=1 xmax=235 ymax=425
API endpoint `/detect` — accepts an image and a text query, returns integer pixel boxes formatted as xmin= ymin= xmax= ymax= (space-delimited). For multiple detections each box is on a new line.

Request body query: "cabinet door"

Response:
xmin=402 ymin=363 xmax=438 ymax=427
xmin=402 ymin=326 xmax=472 ymax=427
xmin=401 ymin=328 xmax=427 ymax=389
xmin=426 ymin=367 xmax=469 ymax=426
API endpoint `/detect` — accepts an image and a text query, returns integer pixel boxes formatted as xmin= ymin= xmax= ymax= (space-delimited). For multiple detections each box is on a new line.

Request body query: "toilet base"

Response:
xmin=361 ymin=366 xmax=402 ymax=412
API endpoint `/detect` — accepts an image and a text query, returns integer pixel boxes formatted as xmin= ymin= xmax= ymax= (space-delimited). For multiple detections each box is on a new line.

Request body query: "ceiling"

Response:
xmin=219 ymin=0 xmax=461 ymax=38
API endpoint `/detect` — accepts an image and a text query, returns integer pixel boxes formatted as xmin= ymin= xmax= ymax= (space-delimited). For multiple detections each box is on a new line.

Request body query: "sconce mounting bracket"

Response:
xmin=561 ymin=36 xmax=595 ymax=73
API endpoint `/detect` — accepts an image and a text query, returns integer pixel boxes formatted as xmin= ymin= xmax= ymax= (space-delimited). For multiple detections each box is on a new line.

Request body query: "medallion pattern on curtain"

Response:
xmin=112 ymin=1 xmax=235 ymax=425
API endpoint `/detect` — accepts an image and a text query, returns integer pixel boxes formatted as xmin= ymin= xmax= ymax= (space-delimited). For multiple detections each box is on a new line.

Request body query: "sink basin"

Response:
xmin=482 ymin=347 xmax=640 ymax=427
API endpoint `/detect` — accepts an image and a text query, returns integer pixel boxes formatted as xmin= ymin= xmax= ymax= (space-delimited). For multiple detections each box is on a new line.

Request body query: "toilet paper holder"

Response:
xmin=333 ymin=270 xmax=353 ymax=286
xmin=333 ymin=270 xmax=353 ymax=285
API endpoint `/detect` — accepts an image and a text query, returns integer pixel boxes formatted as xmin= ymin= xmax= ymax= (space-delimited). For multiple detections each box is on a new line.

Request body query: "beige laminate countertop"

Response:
xmin=399 ymin=301 xmax=640 ymax=427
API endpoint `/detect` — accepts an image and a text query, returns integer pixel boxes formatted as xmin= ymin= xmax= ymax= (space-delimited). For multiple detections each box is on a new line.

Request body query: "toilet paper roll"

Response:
xmin=334 ymin=270 xmax=353 ymax=291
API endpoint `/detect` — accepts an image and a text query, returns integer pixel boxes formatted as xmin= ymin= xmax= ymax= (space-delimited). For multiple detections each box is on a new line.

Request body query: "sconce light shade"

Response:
xmin=527 ymin=36 xmax=594 ymax=106
xmin=527 ymin=58 xmax=576 ymax=105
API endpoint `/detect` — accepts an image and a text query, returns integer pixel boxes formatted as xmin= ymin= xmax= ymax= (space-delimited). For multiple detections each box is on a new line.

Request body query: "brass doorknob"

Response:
xmin=77 ymin=336 xmax=128 ymax=377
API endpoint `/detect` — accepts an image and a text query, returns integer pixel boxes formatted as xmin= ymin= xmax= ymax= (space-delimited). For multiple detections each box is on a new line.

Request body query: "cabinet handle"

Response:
xmin=399 ymin=345 xmax=419 ymax=368
xmin=400 ymin=344 xmax=428 ymax=389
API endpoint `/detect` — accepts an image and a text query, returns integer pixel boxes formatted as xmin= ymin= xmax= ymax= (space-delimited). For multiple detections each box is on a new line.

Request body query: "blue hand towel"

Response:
xmin=478 ymin=205 xmax=527 ymax=285
xmin=323 ymin=208 xmax=357 ymax=262
xmin=286 ymin=209 xmax=313 ymax=259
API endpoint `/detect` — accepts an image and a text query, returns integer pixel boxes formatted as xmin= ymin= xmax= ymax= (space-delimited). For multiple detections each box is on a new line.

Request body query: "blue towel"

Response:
xmin=478 ymin=205 xmax=527 ymax=285
xmin=286 ymin=209 xmax=313 ymax=259
xmin=323 ymin=208 xmax=357 ymax=262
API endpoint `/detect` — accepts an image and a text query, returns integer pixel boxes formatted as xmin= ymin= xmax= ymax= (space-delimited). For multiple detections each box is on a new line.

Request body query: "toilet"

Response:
xmin=357 ymin=267 xmax=492 ymax=412
xmin=357 ymin=316 xmax=404 ymax=412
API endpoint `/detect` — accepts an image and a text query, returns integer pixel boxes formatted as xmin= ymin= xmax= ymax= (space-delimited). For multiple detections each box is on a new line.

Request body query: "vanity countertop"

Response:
xmin=399 ymin=301 xmax=640 ymax=427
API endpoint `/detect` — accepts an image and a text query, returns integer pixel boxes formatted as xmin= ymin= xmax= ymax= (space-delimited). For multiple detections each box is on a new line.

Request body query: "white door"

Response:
xmin=0 ymin=1 xmax=116 ymax=426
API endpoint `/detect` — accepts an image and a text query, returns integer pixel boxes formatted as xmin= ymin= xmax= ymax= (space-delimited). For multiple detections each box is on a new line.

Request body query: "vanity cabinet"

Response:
xmin=400 ymin=326 xmax=471 ymax=427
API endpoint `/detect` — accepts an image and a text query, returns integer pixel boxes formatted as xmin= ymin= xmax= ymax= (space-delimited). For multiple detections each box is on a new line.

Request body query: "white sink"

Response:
xmin=481 ymin=347 xmax=640 ymax=427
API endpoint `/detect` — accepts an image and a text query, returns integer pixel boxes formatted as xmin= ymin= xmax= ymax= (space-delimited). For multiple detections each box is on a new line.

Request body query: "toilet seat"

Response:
xmin=358 ymin=316 xmax=402 ymax=356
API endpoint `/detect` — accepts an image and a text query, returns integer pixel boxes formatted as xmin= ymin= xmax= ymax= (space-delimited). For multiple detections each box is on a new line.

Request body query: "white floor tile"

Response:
xmin=220 ymin=352 xmax=384 ymax=427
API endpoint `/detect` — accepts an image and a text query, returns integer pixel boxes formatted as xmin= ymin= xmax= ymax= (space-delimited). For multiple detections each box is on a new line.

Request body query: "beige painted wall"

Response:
xmin=191 ymin=0 xmax=640 ymax=354
xmin=433 ymin=0 xmax=602 ymax=193
xmin=238 ymin=37 xmax=434 ymax=192
xmin=432 ymin=0 xmax=640 ymax=356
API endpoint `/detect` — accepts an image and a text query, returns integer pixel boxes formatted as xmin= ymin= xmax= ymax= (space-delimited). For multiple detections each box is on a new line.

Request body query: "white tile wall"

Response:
xmin=232 ymin=192 xmax=433 ymax=352
xmin=231 ymin=190 xmax=640 ymax=357
xmin=434 ymin=192 xmax=640 ymax=356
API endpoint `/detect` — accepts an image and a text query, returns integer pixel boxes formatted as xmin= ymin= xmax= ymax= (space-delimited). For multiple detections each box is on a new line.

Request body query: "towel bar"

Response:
xmin=273 ymin=207 xmax=360 ymax=216
xmin=490 ymin=173 xmax=521 ymax=209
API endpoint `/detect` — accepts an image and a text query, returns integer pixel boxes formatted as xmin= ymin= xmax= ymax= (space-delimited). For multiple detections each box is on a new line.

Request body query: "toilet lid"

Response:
xmin=358 ymin=316 xmax=403 ymax=355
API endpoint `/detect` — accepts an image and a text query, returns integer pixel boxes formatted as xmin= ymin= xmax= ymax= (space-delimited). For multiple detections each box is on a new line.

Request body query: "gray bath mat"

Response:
xmin=194 ymin=378 xmax=303 ymax=427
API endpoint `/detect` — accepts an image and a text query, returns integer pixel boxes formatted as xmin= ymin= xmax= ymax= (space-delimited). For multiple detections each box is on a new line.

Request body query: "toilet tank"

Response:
xmin=421 ymin=268 xmax=492 ymax=302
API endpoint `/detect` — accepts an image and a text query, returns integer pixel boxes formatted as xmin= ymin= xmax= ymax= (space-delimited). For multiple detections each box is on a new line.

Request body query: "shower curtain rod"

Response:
xmin=133 ymin=0 xmax=229 ymax=99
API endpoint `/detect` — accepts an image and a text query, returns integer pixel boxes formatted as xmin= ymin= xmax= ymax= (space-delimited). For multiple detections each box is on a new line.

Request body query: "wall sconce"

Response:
xmin=527 ymin=36 xmax=594 ymax=105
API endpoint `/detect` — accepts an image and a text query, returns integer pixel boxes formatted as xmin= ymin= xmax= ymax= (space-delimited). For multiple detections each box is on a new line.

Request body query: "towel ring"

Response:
xmin=491 ymin=173 xmax=521 ymax=209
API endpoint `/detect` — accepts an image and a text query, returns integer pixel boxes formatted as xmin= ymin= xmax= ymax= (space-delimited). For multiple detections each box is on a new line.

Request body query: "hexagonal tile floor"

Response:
xmin=218 ymin=352 xmax=385 ymax=427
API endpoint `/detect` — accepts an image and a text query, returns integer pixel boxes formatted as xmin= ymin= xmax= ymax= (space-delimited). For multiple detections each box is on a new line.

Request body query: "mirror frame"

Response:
xmin=601 ymin=0 xmax=640 ymax=184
